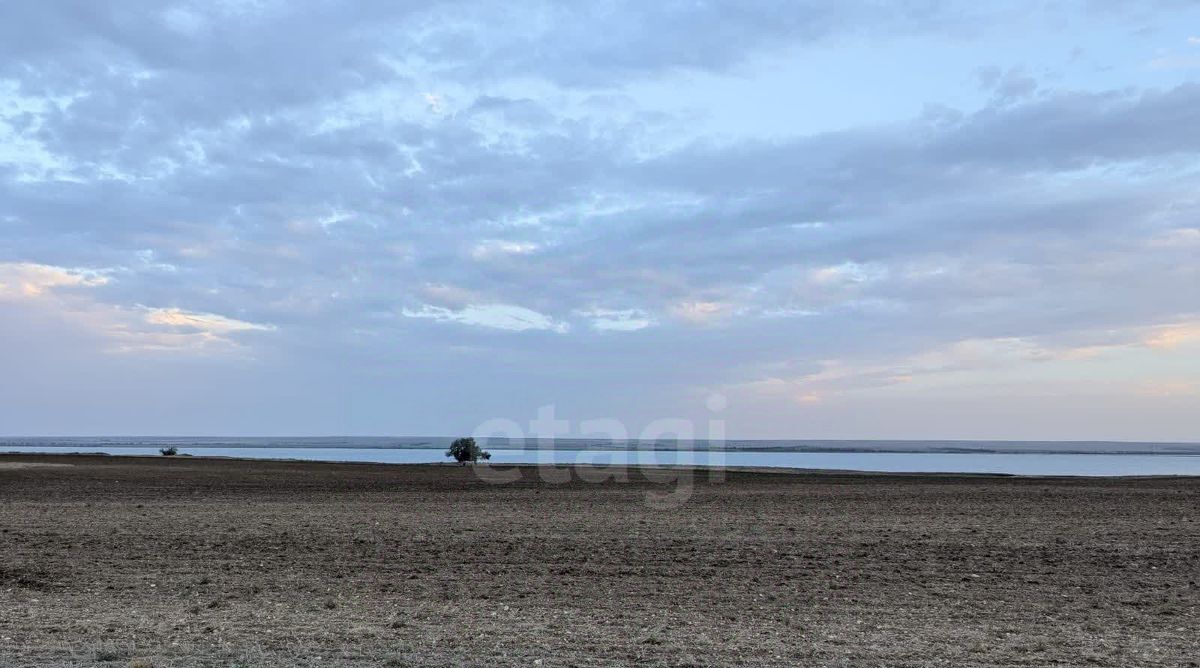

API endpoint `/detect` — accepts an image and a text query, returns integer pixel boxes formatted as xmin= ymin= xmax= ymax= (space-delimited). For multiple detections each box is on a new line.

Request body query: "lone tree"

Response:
xmin=159 ymin=446 xmax=178 ymax=456
xmin=446 ymin=437 xmax=490 ymax=465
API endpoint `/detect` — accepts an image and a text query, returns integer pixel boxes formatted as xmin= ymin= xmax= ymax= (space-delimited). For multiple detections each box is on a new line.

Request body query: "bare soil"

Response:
xmin=1 ymin=454 xmax=1197 ymax=667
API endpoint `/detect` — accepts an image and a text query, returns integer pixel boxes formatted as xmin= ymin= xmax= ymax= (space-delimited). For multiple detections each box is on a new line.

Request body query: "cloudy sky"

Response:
xmin=2 ymin=1 xmax=1198 ymax=440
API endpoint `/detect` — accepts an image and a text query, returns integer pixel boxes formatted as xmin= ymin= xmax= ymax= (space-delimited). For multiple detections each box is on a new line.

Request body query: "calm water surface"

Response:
xmin=3 ymin=446 xmax=1199 ymax=476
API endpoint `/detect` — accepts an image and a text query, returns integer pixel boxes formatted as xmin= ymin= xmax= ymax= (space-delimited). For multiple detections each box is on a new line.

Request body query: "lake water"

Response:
xmin=6 ymin=436 xmax=1200 ymax=455
xmin=3 ymin=445 xmax=1200 ymax=476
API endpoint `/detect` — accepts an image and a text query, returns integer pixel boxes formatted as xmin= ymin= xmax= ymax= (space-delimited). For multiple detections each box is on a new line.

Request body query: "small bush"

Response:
xmin=159 ymin=447 xmax=178 ymax=456
xmin=445 ymin=437 xmax=490 ymax=465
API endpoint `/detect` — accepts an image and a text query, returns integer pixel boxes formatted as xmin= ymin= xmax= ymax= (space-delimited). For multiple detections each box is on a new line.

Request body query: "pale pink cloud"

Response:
xmin=0 ymin=262 xmax=108 ymax=298
xmin=1144 ymin=323 xmax=1200 ymax=350
xmin=670 ymin=300 xmax=732 ymax=324
xmin=0 ymin=261 xmax=274 ymax=355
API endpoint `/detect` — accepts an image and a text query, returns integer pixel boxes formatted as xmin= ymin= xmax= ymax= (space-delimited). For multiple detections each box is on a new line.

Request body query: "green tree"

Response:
xmin=446 ymin=437 xmax=490 ymax=465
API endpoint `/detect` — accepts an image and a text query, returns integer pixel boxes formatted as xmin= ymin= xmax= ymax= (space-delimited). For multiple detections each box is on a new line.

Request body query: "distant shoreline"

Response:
xmin=3 ymin=436 xmax=1199 ymax=456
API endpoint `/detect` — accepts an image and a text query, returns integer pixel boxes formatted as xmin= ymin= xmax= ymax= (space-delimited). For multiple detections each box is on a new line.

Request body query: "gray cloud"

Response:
xmin=1 ymin=1 xmax=1198 ymax=437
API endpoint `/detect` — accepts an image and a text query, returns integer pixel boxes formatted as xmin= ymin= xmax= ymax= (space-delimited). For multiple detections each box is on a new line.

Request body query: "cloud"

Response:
xmin=402 ymin=303 xmax=568 ymax=333
xmin=1148 ymin=227 xmax=1200 ymax=247
xmin=1139 ymin=380 xmax=1198 ymax=397
xmin=0 ymin=261 xmax=274 ymax=355
xmin=141 ymin=307 xmax=275 ymax=334
xmin=809 ymin=262 xmax=887 ymax=287
xmin=418 ymin=283 xmax=482 ymax=310
xmin=724 ymin=319 xmax=1200 ymax=407
xmin=422 ymin=92 xmax=446 ymax=115
xmin=669 ymin=300 xmax=733 ymax=325
xmin=1143 ymin=323 xmax=1200 ymax=350
xmin=0 ymin=2 xmax=1198 ymax=435
xmin=106 ymin=307 xmax=276 ymax=354
xmin=0 ymin=262 xmax=108 ymax=297
xmin=576 ymin=308 xmax=654 ymax=332
xmin=470 ymin=240 xmax=541 ymax=259
xmin=1148 ymin=54 xmax=1200 ymax=70
xmin=976 ymin=66 xmax=1038 ymax=104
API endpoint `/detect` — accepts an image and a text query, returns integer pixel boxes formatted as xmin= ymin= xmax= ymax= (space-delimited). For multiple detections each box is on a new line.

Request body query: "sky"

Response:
xmin=1 ymin=1 xmax=1198 ymax=441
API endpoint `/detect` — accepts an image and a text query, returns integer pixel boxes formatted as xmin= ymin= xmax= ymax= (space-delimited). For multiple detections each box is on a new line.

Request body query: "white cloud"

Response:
xmin=95 ymin=307 xmax=276 ymax=354
xmin=0 ymin=83 xmax=78 ymax=181
xmin=402 ymin=303 xmax=568 ymax=333
xmin=141 ymin=307 xmax=275 ymax=334
xmin=759 ymin=307 xmax=818 ymax=318
xmin=469 ymin=240 xmax=541 ymax=259
xmin=423 ymin=92 xmax=446 ymax=114
xmin=0 ymin=262 xmax=274 ymax=355
xmin=809 ymin=262 xmax=887 ymax=286
xmin=0 ymin=262 xmax=109 ymax=298
xmin=669 ymin=300 xmax=732 ymax=325
xmin=577 ymin=308 xmax=654 ymax=331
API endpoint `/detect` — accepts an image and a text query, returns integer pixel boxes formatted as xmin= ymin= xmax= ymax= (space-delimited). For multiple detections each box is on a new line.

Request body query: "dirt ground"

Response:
xmin=1 ymin=454 xmax=1197 ymax=667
